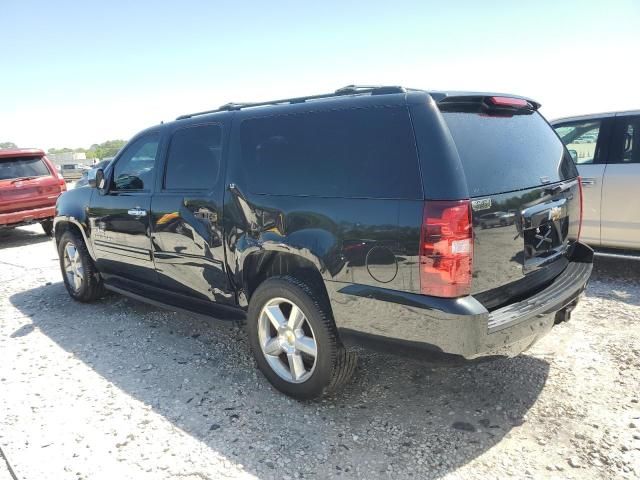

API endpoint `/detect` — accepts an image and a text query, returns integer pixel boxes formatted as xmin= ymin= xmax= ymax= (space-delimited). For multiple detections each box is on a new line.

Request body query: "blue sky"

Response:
xmin=2 ymin=0 xmax=639 ymax=149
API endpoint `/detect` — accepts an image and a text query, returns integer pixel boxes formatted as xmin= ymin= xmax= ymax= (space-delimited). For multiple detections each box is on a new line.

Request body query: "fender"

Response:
xmin=53 ymin=187 xmax=96 ymax=259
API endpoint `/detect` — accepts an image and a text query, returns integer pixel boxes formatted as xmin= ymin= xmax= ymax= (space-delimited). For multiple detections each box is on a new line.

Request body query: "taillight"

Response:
xmin=576 ymin=176 xmax=583 ymax=242
xmin=420 ymin=200 xmax=473 ymax=298
xmin=59 ymin=177 xmax=67 ymax=192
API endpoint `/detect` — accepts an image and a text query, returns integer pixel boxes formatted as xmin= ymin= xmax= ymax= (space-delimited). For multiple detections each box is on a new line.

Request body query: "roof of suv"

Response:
xmin=552 ymin=110 xmax=640 ymax=124
xmin=171 ymin=85 xmax=540 ymax=126
xmin=0 ymin=148 xmax=46 ymax=159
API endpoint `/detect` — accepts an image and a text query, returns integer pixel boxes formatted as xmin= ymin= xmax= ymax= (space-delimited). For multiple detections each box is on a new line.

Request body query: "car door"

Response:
xmin=553 ymin=118 xmax=612 ymax=247
xmin=89 ymin=132 xmax=161 ymax=284
xmin=600 ymin=114 xmax=640 ymax=249
xmin=150 ymin=121 xmax=234 ymax=305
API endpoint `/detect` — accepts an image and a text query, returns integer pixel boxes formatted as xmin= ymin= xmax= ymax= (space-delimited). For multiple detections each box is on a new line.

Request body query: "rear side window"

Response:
xmin=239 ymin=107 xmax=421 ymax=199
xmin=612 ymin=116 xmax=640 ymax=164
xmin=164 ymin=124 xmax=223 ymax=190
xmin=0 ymin=156 xmax=50 ymax=180
xmin=553 ymin=120 xmax=603 ymax=164
xmin=441 ymin=111 xmax=576 ymax=197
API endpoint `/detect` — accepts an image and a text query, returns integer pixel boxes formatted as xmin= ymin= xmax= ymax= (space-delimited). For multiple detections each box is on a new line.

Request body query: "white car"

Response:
xmin=552 ymin=111 xmax=640 ymax=254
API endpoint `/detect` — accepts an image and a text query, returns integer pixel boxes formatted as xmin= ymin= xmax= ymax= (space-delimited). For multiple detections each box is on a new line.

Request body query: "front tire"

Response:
xmin=57 ymin=230 xmax=104 ymax=302
xmin=247 ymin=276 xmax=356 ymax=399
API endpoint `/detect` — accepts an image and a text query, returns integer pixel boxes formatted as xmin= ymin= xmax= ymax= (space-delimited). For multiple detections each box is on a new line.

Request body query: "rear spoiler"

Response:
xmin=434 ymin=94 xmax=541 ymax=114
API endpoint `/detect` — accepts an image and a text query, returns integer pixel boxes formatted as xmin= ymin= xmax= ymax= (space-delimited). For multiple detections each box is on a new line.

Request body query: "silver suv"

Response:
xmin=553 ymin=111 xmax=640 ymax=252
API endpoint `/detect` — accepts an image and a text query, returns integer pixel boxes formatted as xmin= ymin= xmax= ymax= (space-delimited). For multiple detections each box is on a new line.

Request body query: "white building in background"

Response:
xmin=47 ymin=151 xmax=87 ymax=166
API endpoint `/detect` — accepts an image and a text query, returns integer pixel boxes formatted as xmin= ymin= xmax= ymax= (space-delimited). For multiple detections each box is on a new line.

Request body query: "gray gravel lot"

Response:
xmin=1 ymin=225 xmax=639 ymax=480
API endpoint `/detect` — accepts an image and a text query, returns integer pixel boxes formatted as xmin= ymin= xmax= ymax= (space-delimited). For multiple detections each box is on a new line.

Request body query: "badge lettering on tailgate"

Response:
xmin=471 ymin=198 xmax=492 ymax=211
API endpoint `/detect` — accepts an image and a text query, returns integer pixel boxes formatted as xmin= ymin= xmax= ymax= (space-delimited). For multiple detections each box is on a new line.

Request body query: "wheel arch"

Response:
xmin=241 ymin=250 xmax=331 ymax=311
xmin=54 ymin=216 xmax=95 ymax=259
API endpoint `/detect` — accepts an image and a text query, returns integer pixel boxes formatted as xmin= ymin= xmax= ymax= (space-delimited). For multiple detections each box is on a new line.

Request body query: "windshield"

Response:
xmin=0 ymin=156 xmax=50 ymax=180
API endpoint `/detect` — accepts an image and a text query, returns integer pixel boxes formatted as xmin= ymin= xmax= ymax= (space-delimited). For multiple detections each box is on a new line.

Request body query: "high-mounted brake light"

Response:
xmin=420 ymin=200 xmax=473 ymax=298
xmin=488 ymin=96 xmax=530 ymax=108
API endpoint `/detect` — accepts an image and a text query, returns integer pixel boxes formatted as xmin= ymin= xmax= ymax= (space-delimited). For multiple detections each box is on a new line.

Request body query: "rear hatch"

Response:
xmin=438 ymin=95 xmax=580 ymax=309
xmin=0 ymin=155 xmax=63 ymax=214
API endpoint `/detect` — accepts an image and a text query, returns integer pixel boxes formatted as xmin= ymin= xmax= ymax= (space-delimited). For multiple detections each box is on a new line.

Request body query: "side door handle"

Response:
xmin=581 ymin=178 xmax=597 ymax=187
xmin=127 ymin=207 xmax=147 ymax=217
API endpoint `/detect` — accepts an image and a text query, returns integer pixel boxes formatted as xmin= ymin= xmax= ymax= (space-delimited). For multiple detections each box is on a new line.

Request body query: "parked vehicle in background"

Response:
xmin=75 ymin=159 xmax=112 ymax=188
xmin=60 ymin=163 xmax=89 ymax=181
xmin=553 ymin=111 xmax=640 ymax=253
xmin=54 ymin=86 xmax=592 ymax=399
xmin=0 ymin=148 xmax=66 ymax=235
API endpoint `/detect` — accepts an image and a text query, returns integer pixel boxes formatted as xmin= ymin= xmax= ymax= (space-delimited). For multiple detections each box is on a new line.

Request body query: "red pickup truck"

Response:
xmin=0 ymin=149 xmax=67 ymax=236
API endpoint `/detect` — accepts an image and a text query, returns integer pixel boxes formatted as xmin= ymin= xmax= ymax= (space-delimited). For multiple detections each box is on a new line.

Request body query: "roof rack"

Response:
xmin=175 ymin=85 xmax=406 ymax=120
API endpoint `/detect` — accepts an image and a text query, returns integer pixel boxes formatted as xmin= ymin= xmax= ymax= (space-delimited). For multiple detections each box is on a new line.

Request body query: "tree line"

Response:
xmin=0 ymin=140 xmax=128 ymax=160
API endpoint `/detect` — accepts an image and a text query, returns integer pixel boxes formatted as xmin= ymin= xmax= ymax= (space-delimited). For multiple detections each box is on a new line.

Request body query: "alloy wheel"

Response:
xmin=257 ymin=297 xmax=318 ymax=383
xmin=63 ymin=242 xmax=84 ymax=292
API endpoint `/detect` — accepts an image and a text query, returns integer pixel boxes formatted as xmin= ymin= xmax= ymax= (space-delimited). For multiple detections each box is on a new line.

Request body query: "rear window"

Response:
xmin=239 ymin=106 xmax=421 ymax=199
xmin=441 ymin=111 xmax=576 ymax=197
xmin=164 ymin=124 xmax=223 ymax=190
xmin=0 ymin=156 xmax=50 ymax=180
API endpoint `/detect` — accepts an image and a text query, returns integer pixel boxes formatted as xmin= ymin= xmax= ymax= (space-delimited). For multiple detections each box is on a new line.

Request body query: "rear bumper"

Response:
xmin=328 ymin=242 xmax=593 ymax=359
xmin=0 ymin=206 xmax=55 ymax=228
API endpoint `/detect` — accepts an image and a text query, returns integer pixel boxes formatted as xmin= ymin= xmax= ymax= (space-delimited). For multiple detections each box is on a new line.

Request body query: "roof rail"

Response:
xmin=175 ymin=85 xmax=406 ymax=120
xmin=334 ymin=85 xmax=405 ymax=95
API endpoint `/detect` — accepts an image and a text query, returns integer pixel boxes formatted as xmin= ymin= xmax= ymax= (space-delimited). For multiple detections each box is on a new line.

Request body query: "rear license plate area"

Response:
xmin=522 ymin=206 xmax=569 ymax=272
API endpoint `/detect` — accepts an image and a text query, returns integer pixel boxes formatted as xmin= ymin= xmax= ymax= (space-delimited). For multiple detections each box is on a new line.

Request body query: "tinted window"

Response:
xmin=240 ymin=107 xmax=421 ymax=199
xmin=164 ymin=124 xmax=222 ymax=190
xmin=612 ymin=116 xmax=640 ymax=164
xmin=442 ymin=111 xmax=576 ymax=197
xmin=0 ymin=156 xmax=50 ymax=180
xmin=553 ymin=120 xmax=602 ymax=164
xmin=113 ymin=134 xmax=159 ymax=191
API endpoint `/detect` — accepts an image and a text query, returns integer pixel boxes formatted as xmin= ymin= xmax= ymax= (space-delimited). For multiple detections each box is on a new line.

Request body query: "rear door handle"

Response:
xmin=127 ymin=207 xmax=147 ymax=217
xmin=581 ymin=178 xmax=596 ymax=187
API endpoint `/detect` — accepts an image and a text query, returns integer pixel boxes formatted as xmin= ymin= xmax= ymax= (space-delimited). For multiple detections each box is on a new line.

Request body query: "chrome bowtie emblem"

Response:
xmin=548 ymin=206 xmax=562 ymax=222
xmin=535 ymin=224 xmax=553 ymax=249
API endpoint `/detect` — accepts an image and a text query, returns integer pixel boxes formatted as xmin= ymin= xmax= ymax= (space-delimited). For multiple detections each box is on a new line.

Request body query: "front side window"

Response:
xmin=553 ymin=120 xmax=602 ymax=165
xmin=239 ymin=107 xmax=421 ymax=199
xmin=164 ymin=124 xmax=222 ymax=190
xmin=0 ymin=156 xmax=50 ymax=180
xmin=612 ymin=116 xmax=640 ymax=164
xmin=112 ymin=134 xmax=159 ymax=191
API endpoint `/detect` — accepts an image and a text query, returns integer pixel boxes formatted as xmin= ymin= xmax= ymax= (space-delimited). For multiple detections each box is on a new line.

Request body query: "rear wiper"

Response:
xmin=10 ymin=176 xmax=35 ymax=183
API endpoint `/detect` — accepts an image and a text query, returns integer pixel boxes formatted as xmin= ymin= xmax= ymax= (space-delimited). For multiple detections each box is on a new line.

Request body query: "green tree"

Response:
xmin=48 ymin=147 xmax=74 ymax=154
xmin=0 ymin=142 xmax=18 ymax=149
xmin=88 ymin=140 xmax=127 ymax=160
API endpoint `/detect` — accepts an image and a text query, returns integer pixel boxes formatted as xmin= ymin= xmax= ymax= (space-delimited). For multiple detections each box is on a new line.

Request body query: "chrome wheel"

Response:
xmin=257 ymin=297 xmax=317 ymax=383
xmin=63 ymin=242 xmax=84 ymax=292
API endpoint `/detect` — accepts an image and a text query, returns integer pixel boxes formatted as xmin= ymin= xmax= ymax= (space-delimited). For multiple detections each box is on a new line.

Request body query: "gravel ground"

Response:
xmin=1 ymin=225 xmax=639 ymax=480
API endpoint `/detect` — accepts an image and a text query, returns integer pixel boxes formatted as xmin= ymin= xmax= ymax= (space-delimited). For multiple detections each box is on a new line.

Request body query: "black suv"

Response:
xmin=54 ymin=85 xmax=593 ymax=399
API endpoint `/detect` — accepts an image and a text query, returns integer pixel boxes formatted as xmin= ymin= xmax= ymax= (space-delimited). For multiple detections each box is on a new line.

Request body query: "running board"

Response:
xmin=103 ymin=282 xmax=246 ymax=323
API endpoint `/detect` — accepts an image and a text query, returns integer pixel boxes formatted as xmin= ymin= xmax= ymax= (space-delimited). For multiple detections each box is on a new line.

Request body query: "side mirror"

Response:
xmin=568 ymin=149 xmax=578 ymax=163
xmin=88 ymin=168 xmax=105 ymax=189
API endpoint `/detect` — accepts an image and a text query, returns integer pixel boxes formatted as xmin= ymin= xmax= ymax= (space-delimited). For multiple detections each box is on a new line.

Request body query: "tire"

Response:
xmin=247 ymin=275 xmax=357 ymax=400
xmin=57 ymin=230 xmax=104 ymax=302
xmin=41 ymin=219 xmax=53 ymax=237
xmin=481 ymin=223 xmax=487 ymax=229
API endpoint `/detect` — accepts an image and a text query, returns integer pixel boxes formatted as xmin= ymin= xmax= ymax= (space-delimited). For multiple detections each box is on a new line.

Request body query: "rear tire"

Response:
xmin=247 ymin=275 xmax=356 ymax=400
xmin=57 ymin=230 xmax=104 ymax=302
xmin=41 ymin=219 xmax=53 ymax=237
